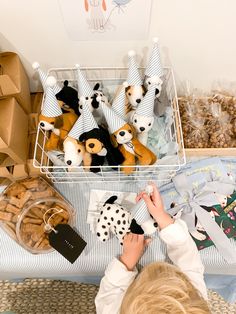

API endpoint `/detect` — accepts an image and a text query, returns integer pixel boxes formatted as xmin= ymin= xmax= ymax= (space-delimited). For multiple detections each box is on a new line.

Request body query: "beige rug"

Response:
xmin=0 ymin=279 xmax=235 ymax=314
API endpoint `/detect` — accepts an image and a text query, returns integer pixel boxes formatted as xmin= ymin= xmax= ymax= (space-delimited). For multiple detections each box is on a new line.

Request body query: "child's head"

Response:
xmin=120 ymin=262 xmax=210 ymax=314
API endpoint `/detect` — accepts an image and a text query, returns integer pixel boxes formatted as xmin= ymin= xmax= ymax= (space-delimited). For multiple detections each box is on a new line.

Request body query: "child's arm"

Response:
xmin=95 ymin=234 xmax=149 ymax=314
xmin=141 ymin=183 xmax=208 ymax=300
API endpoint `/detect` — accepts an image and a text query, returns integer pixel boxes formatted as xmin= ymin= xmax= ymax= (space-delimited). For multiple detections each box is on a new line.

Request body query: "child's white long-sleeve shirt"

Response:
xmin=95 ymin=218 xmax=208 ymax=314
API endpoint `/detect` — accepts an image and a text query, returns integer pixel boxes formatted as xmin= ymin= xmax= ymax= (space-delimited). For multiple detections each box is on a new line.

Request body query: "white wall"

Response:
xmin=1 ymin=0 xmax=236 ymax=93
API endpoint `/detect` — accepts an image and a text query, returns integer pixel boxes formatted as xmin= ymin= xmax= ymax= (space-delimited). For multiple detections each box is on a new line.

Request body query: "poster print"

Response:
xmin=58 ymin=0 xmax=152 ymax=40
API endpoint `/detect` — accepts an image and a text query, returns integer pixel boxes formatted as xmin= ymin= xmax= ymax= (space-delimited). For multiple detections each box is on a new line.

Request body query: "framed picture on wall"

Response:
xmin=58 ymin=0 xmax=153 ymax=40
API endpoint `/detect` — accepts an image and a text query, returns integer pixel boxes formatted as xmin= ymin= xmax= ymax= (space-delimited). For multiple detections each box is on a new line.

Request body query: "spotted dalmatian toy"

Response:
xmin=96 ymin=193 xmax=157 ymax=244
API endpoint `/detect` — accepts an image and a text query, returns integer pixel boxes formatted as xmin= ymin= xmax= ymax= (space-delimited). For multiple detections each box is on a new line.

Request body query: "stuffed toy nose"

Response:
xmin=89 ymin=143 xmax=95 ymax=148
xmin=40 ymin=122 xmax=45 ymax=127
xmin=136 ymin=99 xmax=141 ymax=104
xmin=119 ymin=131 xmax=125 ymax=136
xmin=66 ymin=160 xmax=72 ymax=165
xmin=140 ymin=127 xmax=145 ymax=132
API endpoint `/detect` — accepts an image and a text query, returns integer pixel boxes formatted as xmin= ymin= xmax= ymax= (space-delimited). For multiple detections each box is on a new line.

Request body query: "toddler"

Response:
xmin=95 ymin=183 xmax=210 ymax=313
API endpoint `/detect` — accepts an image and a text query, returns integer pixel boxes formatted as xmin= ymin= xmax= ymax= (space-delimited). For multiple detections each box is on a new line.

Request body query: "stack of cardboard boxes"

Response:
xmin=0 ymin=52 xmax=39 ymax=181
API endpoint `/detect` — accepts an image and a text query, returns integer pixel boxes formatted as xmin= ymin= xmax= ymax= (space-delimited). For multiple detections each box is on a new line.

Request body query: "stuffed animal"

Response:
xmin=125 ymin=50 xmax=145 ymax=112
xmin=78 ymin=99 xmax=124 ymax=173
xmin=56 ymin=80 xmax=80 ymax=116
xmin=130 ymin=83 xmax=157 ymax=146
xmin=144 ymin=38 xmax=164 ymax=100
xmin=96 ymin=186 xmax=157 ymax=244
xmin=101 ymin=102 xmax=157 ymax=174
xmin=75 ymin=64 xmax=109 ymax=123
xmin=39 ymin=76 xmax=77 ymax=151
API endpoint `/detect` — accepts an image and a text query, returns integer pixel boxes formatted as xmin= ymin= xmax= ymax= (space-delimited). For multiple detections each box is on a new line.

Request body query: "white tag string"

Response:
xmin=43 ymin=207 xmax=64 ymax=234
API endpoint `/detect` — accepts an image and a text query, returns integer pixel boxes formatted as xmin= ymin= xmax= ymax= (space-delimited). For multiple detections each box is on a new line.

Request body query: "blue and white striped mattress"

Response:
xmin=1 ymin=157 xmax=236 ymax=279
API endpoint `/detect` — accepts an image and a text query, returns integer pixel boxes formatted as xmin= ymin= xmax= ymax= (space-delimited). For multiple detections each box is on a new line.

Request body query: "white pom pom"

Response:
xmin=46 ymin=76 xmax=57 ymax=87
xmin=153 ymin=37 xmax=159 ymax=44
xmin=123 ymin=81 xmax=129 ymax=88
xmin=145 ymin=185 xmax=153 ymax=195
xmin=96 ymin=95 xmax=102 ymax=102
xmin=75 ymin=64 xmax=80 ymax=69
xmin=128 ymin=50 xmax=136 ymax=57
xmin=32 ymin=62 xmax=40 ymax=70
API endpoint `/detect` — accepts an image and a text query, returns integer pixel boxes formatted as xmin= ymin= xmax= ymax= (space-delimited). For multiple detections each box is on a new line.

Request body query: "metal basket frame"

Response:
xmin=33 ymin=66 xmax=186 ymax=183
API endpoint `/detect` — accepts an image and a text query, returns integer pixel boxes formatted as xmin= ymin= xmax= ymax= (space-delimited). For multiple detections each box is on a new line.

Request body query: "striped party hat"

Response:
xmin=131 ymin=199 xmax=151 ymax=225
xmin=101 ymin=102 xmax=126 ymax=134
xmin=41 ymin=76 xmax=62 ymax=117
xmin=81 ymin=97 xmax=99 ymax=132
xmin=32 ymin=62 xmax=61 ymax=94
xmin=135 ymin=84 xmax=156 ymax=117
xmin=68 ymin=114 xmax=84 ymax=139
xmin=75 ymin=64 xmax=94 ymax=98
xmin=112 ymin=81 xmax=128 ymax=120
xmin=145 ymin=38 xmax=163 ymax=78
xmin=127 ymin=51 xmax=142 ymax=86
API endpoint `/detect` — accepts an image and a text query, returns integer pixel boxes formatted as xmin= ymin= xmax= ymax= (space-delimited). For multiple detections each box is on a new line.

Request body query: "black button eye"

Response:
xmin=134 ymin=119 xmax=137 ymax=123
xmin=128 ymin=130 xmax=131 ymax=133
xmin=143 ymin=93 xmax=145 ymax=96
xmin=51 ymin=122 xmax=55 ymax=125
xmin=80 ymin=105 xmax=83 ymax=109
xmin=78 ymin=149 xmax=81 ymax=153
xmin=148 ymin=123 xmax=151 ymax=126
xmin=85 ymin=97 xmax=89 ymax=100
xmin=128 ymin=92 xmax=131 ymax=96
xmin=148 ymin=81 xmax=151 ymax=85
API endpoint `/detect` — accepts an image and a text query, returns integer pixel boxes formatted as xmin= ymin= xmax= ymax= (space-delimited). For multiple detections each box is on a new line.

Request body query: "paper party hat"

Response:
xmin=32 ymin=62 xmax=61 ymax=94
xmin=81 ymin=97 xmax=99 ymax=133
xmin=101 ymin=101 xmax=126 ymax=134
xmin=145 ymin=38 xmax=163 ymax=78
xmin=41 ymin=76 xmax=62 ymax=117
xmin=112 ymin=81 xmax=128 ymax=120
xmin=127 ymin=51 xmax=142 ymax=86
xmin=75 ymin=64 xmax=93 ymax=98
xmin=68 ymin=114 xmax=84 ymax=139
xmin=136 ymin=84 xmax=156 ymax=117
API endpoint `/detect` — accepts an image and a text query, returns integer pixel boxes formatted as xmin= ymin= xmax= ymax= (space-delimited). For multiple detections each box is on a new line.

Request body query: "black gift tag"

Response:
xmin=49 ymin=224 xmax=87 ymax=264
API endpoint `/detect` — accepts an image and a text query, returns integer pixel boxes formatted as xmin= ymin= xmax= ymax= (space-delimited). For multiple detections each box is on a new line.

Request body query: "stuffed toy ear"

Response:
xmin=105 ymin=195 xmax=118 ymax=205
xmin=54 ymin=115 xmax=63 ymax=129
xmin=79 ymin=133 xmax=86 ymax=142
xmin=130 ymin=219 xmax=144 ymax=234
xmin=93 ymin=83 xmax=100 ymax=91
xmin=110 ymin=134 xmax=118 ymax=148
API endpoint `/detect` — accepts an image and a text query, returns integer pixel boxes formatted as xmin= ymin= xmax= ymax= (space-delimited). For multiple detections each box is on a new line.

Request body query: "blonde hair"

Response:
xmin=120 ymin=262 xmax=210 ymax=314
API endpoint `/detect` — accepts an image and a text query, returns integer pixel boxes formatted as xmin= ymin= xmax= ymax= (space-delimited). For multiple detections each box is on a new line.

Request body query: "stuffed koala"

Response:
xmin=96 ymin=195 xmax=157 ymax=244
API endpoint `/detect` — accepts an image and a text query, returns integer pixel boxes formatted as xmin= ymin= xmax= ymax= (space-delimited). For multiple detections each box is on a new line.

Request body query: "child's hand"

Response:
xmin=120 ymin=233 xmax=151 ymax=271
xmin=137 ymin=182 xmax=174 ymax=230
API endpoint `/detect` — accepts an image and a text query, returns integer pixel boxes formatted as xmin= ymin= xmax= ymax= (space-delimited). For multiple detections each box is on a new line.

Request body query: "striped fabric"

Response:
xmin=136 ymin=84 xmax=156 ymax=117
xmin=101 ymin=102 xmax=126 ymax=134
xmin=1 ymin=179 xmax=236 ymax=279
xmin=127 ymin=54 xmax=142 ymax=86
xmin=68 ymin=115 xmax=84 ymax=139
xmin=0 ymin=158 xmax=236 ymax=279
xmin=41 ymin=85 xmax=62 ymax=117
xmin=145 ymin=39 xmax=164 ymax=78
xmin=82 ymin=101 xmax=98 ymax=133
xmin=131 ymin=198 xmax=151 ymax=225
xmin=76 ymin=66 xmax=93 ymax=98
xmin=112 ymin=83 xmax=127 ymax=120
xmin=36 ymin=67 xmax=61 ymax=94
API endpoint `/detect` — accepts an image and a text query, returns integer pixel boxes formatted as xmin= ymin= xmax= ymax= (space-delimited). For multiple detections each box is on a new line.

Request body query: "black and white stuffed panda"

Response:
xmin=96 ymin=195 xmax=157 ymax=244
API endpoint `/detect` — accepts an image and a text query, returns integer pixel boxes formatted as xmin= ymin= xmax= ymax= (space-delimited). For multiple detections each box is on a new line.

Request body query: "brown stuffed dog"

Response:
xmin=39 ymin=112 xmax=77 ymax=151
xmin=63 ymin=136 xmax=91 ymax=168
xmin=111 ymin=123 xmax=157 ymax=174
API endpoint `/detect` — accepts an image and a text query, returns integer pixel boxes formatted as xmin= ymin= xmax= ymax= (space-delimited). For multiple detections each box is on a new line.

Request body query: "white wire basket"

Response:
xmin=33 ymin=66 xmax=186 ymax=183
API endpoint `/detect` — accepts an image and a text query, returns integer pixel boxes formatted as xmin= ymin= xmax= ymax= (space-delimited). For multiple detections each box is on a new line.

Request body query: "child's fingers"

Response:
xmin=145 ymin=238 xmax=152 ymax=246
xmin=135 ymin=193 xmax=143 ymax=203
xmin=142 ymin=193 xmax=156 ymax=212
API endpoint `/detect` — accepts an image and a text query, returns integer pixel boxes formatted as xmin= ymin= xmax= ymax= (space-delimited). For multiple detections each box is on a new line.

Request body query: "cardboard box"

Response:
xmin=0 ymin=155 xmax=28 ymax=181
xmin=0 ymin=52 xmax=31 ymax=113
xmin=0 ymin=97 xmax=28 ymax=164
